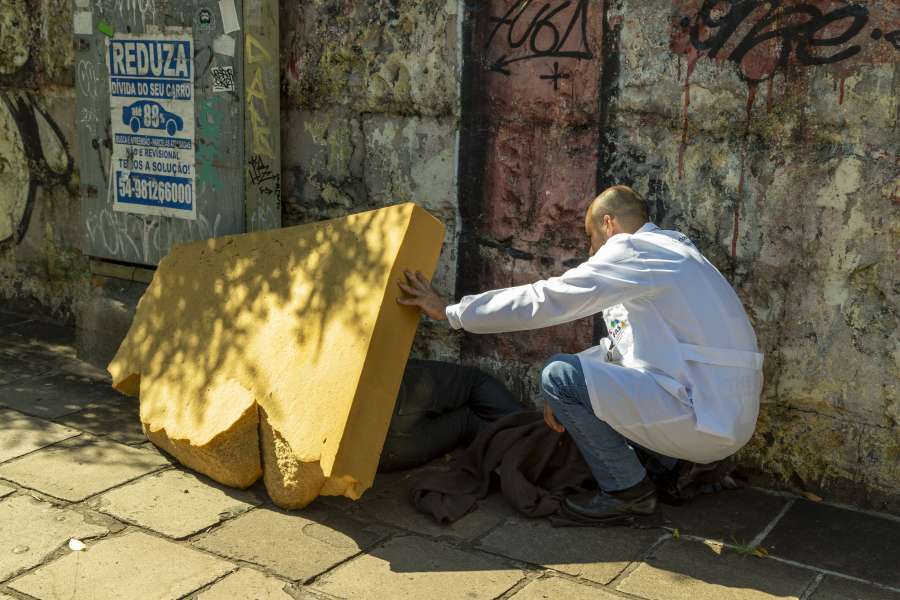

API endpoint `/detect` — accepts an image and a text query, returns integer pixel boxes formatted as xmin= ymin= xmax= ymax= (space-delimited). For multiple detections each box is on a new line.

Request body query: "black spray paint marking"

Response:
xmin=247 ymin=155 xmax=281 ymax=208
xmin=0 ymin=93 xmax=73 ymax=247
xmin=540 ymin=61 xmax=571 ymax=89
xmin=681 ymin=0 xmax=900 ymax=84
xmin=486 ymin=0 xmax=593 ymax=78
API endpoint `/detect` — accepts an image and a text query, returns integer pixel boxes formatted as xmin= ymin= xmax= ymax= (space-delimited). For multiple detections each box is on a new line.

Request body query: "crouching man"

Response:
xmin=397 ymin=186 xmax=763 ymax=529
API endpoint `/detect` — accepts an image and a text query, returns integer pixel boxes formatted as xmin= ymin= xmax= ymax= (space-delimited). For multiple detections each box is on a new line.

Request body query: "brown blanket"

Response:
xmin=410 ymin=411 xmax=596 ymax=523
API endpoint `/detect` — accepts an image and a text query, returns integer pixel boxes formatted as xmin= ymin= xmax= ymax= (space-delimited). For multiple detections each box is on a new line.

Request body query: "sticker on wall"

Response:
xmin=74 ymin=11 xmax=92 ymax=35
xmin=218 ymin=0 xmax=240 ymax=33
xmin=212 ymin=34 xmax=235 ymax=57
xmin=194 ymin=8 xmax=216 ymax=30
xmin=246 ymin=0 xmax=261 ymax=27
xmin=211 ymin=66 xmax=235 ymax=92
xmin=107 ymin=33 xmax=197 ymax=220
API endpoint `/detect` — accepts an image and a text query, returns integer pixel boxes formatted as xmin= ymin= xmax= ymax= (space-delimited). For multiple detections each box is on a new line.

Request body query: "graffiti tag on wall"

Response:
xmin=672 ymin=0 xmax=900 ymax=84
xmin=0 ymin=92 xmax=73 ymax=247
xmin=485 ymin=0 xmax=593 ymax=86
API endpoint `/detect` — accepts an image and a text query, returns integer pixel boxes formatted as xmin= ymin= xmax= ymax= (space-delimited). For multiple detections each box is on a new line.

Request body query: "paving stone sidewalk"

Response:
xmin=1 ymin=312 xmax=899 ymax=600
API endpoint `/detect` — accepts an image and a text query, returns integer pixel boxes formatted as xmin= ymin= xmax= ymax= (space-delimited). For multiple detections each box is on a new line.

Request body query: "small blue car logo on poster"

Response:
xmin=122 ymin=100 xmax=183 ymax=136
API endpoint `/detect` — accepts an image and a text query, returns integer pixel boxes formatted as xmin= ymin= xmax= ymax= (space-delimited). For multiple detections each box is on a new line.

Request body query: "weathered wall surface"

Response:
xmin=0 ymin=0 xmax=86 ymax=323
xmin=614 ymin=0 xmax=900 ymax=513
xmin=282 ymin=0 xmax=900 ymax=512
xmin=451 ymin=0 xmax=900 ymax=512
xmin=455 ymin=0 xmax=605 ymax=401
xmin=1 ymin=0 xmax=898 ymax=512
xmin=279 ymin=0 xmax=463 ymax=360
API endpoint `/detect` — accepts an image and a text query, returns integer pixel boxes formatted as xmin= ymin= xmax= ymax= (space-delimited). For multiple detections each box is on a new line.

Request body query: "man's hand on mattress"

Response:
xmin=396 ymin=269 xmax=449 ymax=321
xmin=543 ymin=400 xmax=566 ymax=433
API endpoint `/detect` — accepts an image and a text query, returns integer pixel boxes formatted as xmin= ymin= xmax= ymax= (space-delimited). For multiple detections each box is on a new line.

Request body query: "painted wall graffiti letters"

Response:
xmin=0 ymin=92 xmax=73 ymax=246
xmin=245 ymin=34 xmax=275 ymax=160
xmin=672 ymin=0 xmax=900 ymax=84
xmin=84 ymin=209 xmax=223 ymax=265
xmin=486 ymin=0 xmax=593 ymax=81
xmin=247 ymin=155 xmax=280 ymax=205
xmin=246 ymin=68 xmax=275 ymax=159
xmin=243 ymin=22 xmax=280 ymax=231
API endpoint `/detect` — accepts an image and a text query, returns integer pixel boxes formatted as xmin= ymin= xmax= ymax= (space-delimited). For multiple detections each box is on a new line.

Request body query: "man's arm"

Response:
xmin=396 ymin=237 xmax=653 ymax=333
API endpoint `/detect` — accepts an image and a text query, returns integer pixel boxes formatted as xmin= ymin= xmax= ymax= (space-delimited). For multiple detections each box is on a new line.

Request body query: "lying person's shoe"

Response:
xmin=560 ymin=475 xmax=662 ymax=529
xmin=655 ymin=457 xmax=736 ymax=506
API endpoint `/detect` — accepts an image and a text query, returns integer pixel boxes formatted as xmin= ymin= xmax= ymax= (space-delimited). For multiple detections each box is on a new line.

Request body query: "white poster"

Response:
xmin=108 ymin=33 xmax=196 ymax=219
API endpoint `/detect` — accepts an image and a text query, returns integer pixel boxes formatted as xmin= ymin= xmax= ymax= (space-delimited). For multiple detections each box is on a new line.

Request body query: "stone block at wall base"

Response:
xmin=76 ymin=296 xmax=137 ymax=369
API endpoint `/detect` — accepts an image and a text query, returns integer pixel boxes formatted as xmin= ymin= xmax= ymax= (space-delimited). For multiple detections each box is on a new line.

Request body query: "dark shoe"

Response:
xmin=655 ymin=457 xmax=736 ymax=506
xmin=560 ymin=475 xmax=662 ymax=529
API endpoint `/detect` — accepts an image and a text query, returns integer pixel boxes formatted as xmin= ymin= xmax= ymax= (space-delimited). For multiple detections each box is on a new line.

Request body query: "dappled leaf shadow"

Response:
xmin=0 ymin=408 xmax=80 ymax=463
xmin=116 ymin=203 xmax=441 ymax=470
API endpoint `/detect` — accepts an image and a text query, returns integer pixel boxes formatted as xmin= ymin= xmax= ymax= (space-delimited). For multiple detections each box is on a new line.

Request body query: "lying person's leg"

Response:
xmin=465 ymin=364 xmax=528 ymax=423
xmin=377 ymin=360 xmax=525 ymax=472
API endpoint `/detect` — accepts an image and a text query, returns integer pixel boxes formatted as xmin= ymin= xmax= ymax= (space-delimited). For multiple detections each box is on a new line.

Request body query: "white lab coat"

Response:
xmin=446 ymin=223 xmax=764 ymax=463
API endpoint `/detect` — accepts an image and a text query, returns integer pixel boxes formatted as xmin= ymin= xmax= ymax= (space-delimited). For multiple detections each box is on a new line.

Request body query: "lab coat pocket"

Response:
xmin=576 ymin=338 xmax=611 ymax=363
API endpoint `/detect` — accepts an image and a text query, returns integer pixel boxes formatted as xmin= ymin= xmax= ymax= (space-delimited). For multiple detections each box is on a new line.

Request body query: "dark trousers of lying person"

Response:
xmin=376 ymin=360 xmax=526 ymax=472
xmin=381 ymin=359 xmax=738 ymax=515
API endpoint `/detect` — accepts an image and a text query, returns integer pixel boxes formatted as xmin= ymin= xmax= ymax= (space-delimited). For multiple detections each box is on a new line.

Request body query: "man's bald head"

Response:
xmin=589 ymin=186 xmax=650 ymax=234
xmin=584 ymin=186 xmax=650 ymax=255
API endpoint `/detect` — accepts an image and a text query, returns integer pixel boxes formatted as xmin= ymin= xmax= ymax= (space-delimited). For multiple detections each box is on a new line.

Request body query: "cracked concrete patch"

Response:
xmin=195 ymin=568 xmax=298 ymax=599
xmin=0 ymin=484 xmax=14 ymax=498
xmin=195 ymin=504 xmax=391 ymax=582
xmin=93 ymin=469 xmax=266 ymax=539
xmin=9 ymin=532 xmax=236 ymax=600
xmin=0 ymin=495 xmax=108 ymax=583
xmin=478 ymin=516 xmax=662 ymax=585
xmin=0 ymin=435 xmax=170 ymax=501
xmin=0 ymin=409 xmax=80 ymax=464
xmin=312 ymin=535 xmax=525 ymax=600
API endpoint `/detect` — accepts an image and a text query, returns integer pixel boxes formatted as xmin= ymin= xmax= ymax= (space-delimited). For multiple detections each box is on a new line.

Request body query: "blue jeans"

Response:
xmin=541 ymin=354 xmax=678 ymax=491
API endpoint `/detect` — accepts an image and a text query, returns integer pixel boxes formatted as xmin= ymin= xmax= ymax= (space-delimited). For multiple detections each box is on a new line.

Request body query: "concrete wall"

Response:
xmin=624 ymin=0 xmax=900 ymax=515
xmin=0 ymin=0 xmax=88 ymax=324
xmin=454 ymin=0 xmax=900 ymax=512
xmin=279 ymin=0 xmax=464 ymax=360
xmin=1 ymin=0 xmax=899 ymax=512
xmin=280 ymin=0 xmax=900 ymax=512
